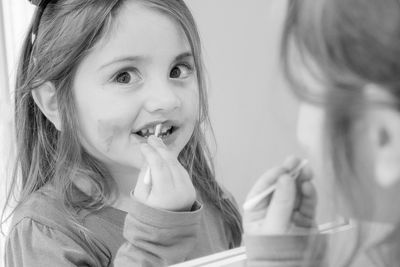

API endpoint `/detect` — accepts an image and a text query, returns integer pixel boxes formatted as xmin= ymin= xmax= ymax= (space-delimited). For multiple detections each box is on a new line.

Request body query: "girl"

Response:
xmin=244 ymin=0 xmax=400 ymax=266
xmin=2 ymin=0 xmax=242 ymax=266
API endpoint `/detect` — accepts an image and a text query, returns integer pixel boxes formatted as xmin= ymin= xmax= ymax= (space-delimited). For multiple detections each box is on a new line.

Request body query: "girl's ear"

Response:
xmin=365 ymin=84 xmax=400 ymax=187
xmin=31 ymin=81 xmax=62 ymax=131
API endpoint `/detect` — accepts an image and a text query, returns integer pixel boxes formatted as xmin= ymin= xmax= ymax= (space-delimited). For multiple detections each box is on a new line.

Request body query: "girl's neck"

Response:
xmin=108 ymin=164 xmax=140 ymax=195
xmin=107 ymin=164 xmax=140 ymax=212
xmin=73 ymin=164 xmax=140 ymax=213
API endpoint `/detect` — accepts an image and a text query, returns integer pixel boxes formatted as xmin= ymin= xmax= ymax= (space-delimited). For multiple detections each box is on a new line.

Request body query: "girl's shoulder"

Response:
xmin=9 ymin=187 xmax=68 ymax=233
xmin=5 ymin=188 xmax=111 ymax=266
xmin=6 ymin=186 xmax=126 ymax=265
xmin=8 ymin=185 xmax=126 ymax=240
xmin=7 ymin=187 xmax=90 ymax=254
xmin=9 ymin=186 xmax=125 ymax=234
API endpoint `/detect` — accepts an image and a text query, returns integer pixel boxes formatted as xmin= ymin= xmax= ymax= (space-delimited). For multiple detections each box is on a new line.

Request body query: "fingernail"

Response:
xmin=283 ymin=155 xmax=300 ymax=170
xmin=143 ymin=168 xmax=151 ymax=185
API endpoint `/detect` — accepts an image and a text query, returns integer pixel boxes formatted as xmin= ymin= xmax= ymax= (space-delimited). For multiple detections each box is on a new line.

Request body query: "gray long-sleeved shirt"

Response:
xmin=5 ymin=187 xmax=234 ymax=266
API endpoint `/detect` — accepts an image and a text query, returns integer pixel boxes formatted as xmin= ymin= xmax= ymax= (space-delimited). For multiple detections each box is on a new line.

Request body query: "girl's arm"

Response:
xmin=114 ymin=135 xmax=203 ymax=266
xmin=114 ymin=198 xmax=202 ymax=266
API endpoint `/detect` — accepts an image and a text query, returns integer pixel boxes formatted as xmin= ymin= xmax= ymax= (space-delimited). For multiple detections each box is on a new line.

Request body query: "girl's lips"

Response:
xmin=133 ymin=120 xmax=179 ymax=134
xmin=135 ymin=125 xmax=175 ymax=138
xmin=159 ymin=127 xmax=179 ymax=146
xmin=131 ymin=126 xmax=180 ymax=146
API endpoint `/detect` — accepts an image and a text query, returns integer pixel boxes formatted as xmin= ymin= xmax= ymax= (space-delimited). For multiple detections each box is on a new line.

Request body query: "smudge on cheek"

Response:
xmin=97 ymin=119 xmax=125 ymax=152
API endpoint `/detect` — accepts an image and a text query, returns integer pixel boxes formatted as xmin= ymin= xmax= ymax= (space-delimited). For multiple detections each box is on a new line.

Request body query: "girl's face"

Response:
xmin=295 ymin=61 xmax=327 ymax=171
xmin=297 ymin=103 xmax=325 ymax=168
xmin=72 ymin=2 xmax=199 ymax=173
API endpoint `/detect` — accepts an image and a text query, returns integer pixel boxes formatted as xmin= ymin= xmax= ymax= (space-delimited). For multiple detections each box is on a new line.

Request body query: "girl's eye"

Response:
xmin=116 ymin=72 xmax=131 ymax=83
xmin=169 ymin=64 xmax=193 ymax=79
xmin=113 ymin=69 xmax=142 ymax=84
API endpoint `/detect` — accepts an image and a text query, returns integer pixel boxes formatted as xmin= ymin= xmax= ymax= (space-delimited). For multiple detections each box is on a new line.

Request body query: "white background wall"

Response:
xmin=186 ymin=0 xmax=303 ymax=206
xmin=0 ymin=1 xmax=35 ymax=266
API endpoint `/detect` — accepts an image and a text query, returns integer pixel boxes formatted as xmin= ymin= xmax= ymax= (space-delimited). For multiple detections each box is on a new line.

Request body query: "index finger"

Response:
xmin=246 ymin=167 xmax=287 ymax=200
xmin=147 ymin=136 xmax=189 ymax=188
xmin=140 ymin=143 xmax=173 ymax=189
xmin=262 ymin=174 xmax=297 ymax=234
xmin=147 ymin=136 xmax=178 ymax=164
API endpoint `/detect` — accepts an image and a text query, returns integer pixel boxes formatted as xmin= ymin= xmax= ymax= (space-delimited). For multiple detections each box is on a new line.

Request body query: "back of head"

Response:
xmin=281 ymin=0 xmax=400 ymax=265
xmin=282 ymin=0 xmax=400 ymax=212
xmin=283 ymin=0 xmax=400 ymax=89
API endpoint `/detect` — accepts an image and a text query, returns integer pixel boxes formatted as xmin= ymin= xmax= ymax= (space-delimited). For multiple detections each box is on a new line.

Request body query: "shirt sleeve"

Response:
xmin=5 ymin=218 xmax=100 ymax=267
xmin=244 ymin=233 xmax=327 ymax=267
xmin=114 ymin=198 xmax=203 ymax=267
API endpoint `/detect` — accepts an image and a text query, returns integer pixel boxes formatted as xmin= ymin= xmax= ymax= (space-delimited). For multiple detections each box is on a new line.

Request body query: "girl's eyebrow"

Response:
xmin=98 ymin=52 xmax=193 ymax=71
xmin=175 ymin=51 xmax=193 ymax=61
xmin=99 ymin=56 xmax=146 ymax=70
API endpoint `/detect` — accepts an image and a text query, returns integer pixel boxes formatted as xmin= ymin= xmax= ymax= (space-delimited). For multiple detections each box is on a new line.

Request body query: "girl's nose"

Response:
xmin=143 ymin=83 xmax=181 ymax=113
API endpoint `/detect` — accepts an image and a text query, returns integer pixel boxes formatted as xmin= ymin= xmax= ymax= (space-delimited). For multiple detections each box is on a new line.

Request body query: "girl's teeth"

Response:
xmin=161 ymin=125 xmax=172 ymax=134
xmin=136 ymin=124 xmax=174 ymax=138
xmin=140 ymin=129 xmax=149 ymax=136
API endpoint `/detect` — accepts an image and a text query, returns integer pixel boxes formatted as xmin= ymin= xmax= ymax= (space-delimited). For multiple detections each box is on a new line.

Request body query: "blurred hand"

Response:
xmin=133 ymin=135 xmax=196 ymax=212
xmin=244 ymin=156 xmax=318 ymax=235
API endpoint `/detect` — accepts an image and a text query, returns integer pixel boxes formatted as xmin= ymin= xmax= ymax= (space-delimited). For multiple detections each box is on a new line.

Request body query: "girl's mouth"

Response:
xmin=133 ymin=124 xmax=178 ymax=139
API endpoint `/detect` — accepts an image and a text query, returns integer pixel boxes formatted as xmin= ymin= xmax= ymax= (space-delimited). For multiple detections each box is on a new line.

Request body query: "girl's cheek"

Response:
xmin=97 ymin=120 xmax=122 ymax=152
xmin=96 ymin=117 xmax=132 ymax=153
xmin=190 ymin=88 xmax=200 ymax=117
xmin=297 ymin=103 xmax=325 ymax=160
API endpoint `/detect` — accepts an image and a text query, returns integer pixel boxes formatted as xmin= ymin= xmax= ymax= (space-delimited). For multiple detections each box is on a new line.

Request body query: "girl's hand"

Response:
xmin=133 ymin=135 xmax=196 ymax=212
xmin=244 ymin=156 xmax=318 ymax=235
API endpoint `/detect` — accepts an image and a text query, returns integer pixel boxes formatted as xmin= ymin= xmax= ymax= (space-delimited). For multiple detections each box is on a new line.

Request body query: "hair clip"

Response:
xmin=29 ymin=0 xmax=52 ymax=44
xmin=28 ymin=0 xmax=44 ymax=7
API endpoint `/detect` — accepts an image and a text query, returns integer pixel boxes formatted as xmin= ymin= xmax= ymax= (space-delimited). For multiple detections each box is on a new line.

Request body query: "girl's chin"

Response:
xmin=101 ymin=154 xmax=144 ymax=172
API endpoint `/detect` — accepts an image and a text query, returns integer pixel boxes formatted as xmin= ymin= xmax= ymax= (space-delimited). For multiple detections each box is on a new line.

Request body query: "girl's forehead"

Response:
xmin=89 ymin=1 xmax=192 ymax=67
